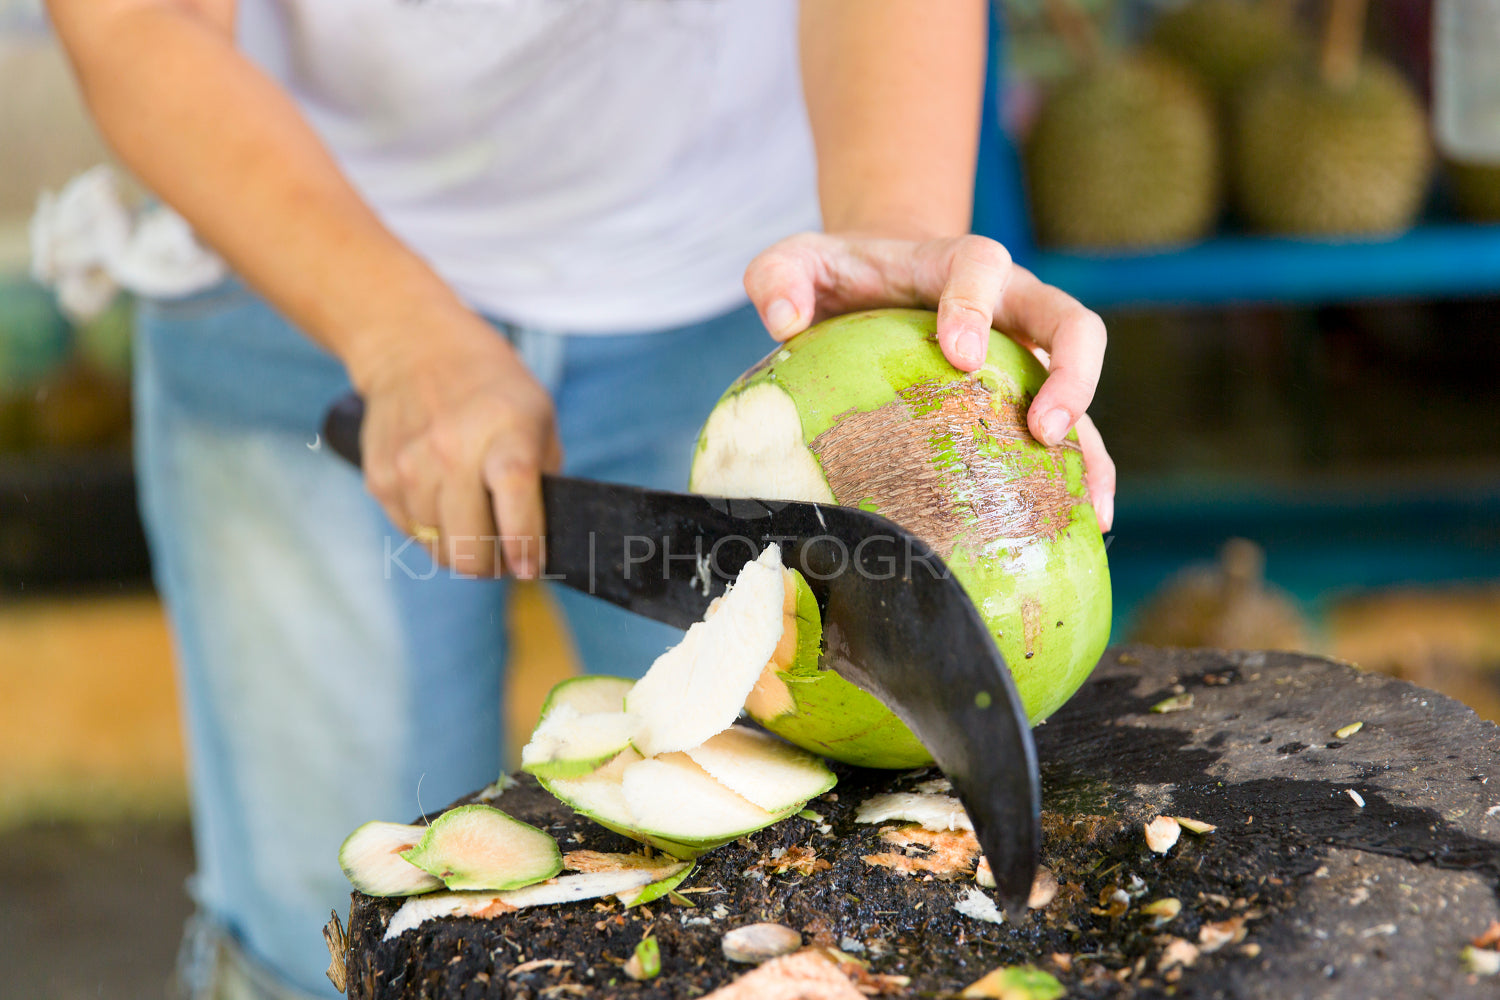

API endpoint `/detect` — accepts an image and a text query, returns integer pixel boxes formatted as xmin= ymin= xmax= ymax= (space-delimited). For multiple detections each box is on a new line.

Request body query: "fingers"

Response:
xmin=483 ymin=442 xmax=547 ymax=581
xmin=743 ymin=234 xmax=825 ymax=341
xmin=998 ymin=267 xmax=1106 ymax=447
xmin=438 ymin=465 xmax=499 ymax=577
xmin=932 ymin=236 xmax=1013 ymax=372
xmin=1074 ymin=413 xmax=1115 ymax=533
xmin=363 ymin=422 xmax=418 ymax=554
xmin=360 ymin=353 xmax=557 ymax=579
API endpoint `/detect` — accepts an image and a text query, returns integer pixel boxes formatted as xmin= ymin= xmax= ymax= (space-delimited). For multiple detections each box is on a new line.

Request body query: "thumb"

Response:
xmin=743 ymin=234 xmax=824 ymax=341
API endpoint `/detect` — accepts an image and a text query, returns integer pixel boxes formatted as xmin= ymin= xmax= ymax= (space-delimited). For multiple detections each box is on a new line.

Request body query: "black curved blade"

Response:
xmin=321 ymin=397 xmax=1041 ymax=906
xmin=539 ymin=476 xmax=1041 ymax=908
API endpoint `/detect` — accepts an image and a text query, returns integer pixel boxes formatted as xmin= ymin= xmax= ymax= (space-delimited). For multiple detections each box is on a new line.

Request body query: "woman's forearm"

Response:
xmin=799 ymin=0 xmax=988 ymax=240
xmin=47 ymin=0 xmax=477 ymax=390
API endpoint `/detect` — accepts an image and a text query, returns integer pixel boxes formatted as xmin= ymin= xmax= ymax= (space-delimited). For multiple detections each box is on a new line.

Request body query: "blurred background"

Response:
xmin=2 ymin=0 xmax=1498 ymax=996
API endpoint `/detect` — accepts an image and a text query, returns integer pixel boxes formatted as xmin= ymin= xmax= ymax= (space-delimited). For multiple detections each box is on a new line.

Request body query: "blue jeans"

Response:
xmin=134 ymin=281 xmax=772 ymax=998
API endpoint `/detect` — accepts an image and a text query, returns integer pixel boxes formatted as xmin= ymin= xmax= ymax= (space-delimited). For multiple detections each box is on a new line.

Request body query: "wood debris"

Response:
xmin=702 ymin=949 xmax=866 ymax=1000
xmin=808 ymin=946 xmax=911 ymax=996
xmin=509 ymin=958 xmax=573 ymax=976
xmin=1471 ymin=920 xmax=1500 ymax=950
xmin=863 ymin=825 xmax=980 ymax=879
xmin=1144 ymin=815 xmax=1182 ymax=854
xmin=1094 ymin=886 xmax=1130 ymax=918
xmin=1173 ymin=816 xmax=1217 ymax=835
xmin=1141 ymin=897 xmax=1181 ymax=924
xmin=1198 ymin=916 xmax=1248 ymax=953
xmin=1150 ymin=693 xmax=1194 ymax=714
xmin=563 ymin=850 xmax=683 ymax=875
xmin=1158 ymin=938 xmax=1200 ymax=971
xmin=722 ymin=922 xmax=803 ymax=964
xmin=1027 ymin=867 xmax=1060 ymax=909
xmin=855 ymin=792 xmax=972 ymax=831
xmin=322 ymin=909 xmax=347 ymax=994
xmin=752 ymin=845 xmax=832 ymax=877
xmin=1462 ymin=945 xmax=1500 ymax=976
xmin=954 ymin=886 xmax=1006 ymax=925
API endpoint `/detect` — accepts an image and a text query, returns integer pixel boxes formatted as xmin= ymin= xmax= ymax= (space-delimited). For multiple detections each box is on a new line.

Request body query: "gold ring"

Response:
xmin=410 ymin=523 xmax=440 ymax=545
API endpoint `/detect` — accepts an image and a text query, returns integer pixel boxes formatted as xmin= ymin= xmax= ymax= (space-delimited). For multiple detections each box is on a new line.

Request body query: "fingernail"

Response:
xmin=1038 ymin=408 xmax=1072 ymax=447
xmin=957 ymin=329 xmax=986 ymax=369
xmin=1096 ymin=493 xmax=1114 ymax=533
xmin=765 ymin=299 xmax=798 ymax=338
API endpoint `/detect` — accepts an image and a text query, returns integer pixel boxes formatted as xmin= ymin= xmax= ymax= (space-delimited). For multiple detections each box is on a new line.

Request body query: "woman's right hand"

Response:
xmin=354 ymin=310 xmax=562 ymax=580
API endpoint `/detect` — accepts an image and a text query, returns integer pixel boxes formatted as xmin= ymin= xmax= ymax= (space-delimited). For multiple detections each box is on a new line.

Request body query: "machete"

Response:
xmin=322 ymin=394 xmax=1041 ymax=908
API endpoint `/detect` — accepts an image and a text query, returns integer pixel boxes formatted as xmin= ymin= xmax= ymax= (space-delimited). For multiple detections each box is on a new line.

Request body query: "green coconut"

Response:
xmin=744 ymin=566 xmax=930 ymax=768
xmin=691 ymin=309 xmax=1112 ymax=769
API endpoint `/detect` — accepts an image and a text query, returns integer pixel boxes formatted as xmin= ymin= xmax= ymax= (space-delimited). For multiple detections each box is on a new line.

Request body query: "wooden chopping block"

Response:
xmin=335 ymin=647 xmax=1500 ymax=999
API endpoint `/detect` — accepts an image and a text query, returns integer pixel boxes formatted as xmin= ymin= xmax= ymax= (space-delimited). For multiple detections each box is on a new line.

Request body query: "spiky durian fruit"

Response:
xmin=1026 ymin=54 xmax=1221 ymax=249
xmin=1232 ymin=59 xmax=1429 ymax=235
xmin=1231 ymin=0 xmax=1430 ymax=236
xmin=1150 ymin=0 xmax=1305 ymax=101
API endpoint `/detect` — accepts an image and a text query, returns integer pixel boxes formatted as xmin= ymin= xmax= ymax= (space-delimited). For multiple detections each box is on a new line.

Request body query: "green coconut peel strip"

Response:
xmin=521 ymin=704 xmax=636 ymax=779
xmin=616 ymin=862 xmax=696 ymax=908
xmin=399 ymin=804 xmax=563 ymax=892
xmin=338 ymin=821 xmax=444 ymax=897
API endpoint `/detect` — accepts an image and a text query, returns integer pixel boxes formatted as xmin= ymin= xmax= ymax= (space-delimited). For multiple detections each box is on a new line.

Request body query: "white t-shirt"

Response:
xmin=238 ymin=0 xmax=821 ymax=333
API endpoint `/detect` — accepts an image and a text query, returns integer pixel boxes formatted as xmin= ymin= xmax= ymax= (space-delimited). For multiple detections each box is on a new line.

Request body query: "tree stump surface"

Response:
xmin=342 ymin=647 xmax=1500 ymax=999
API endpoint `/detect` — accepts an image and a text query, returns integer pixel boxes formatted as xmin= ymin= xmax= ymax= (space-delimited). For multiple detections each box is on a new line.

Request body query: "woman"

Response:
xmin=47 ymin=1 xmax=1113 ymax=996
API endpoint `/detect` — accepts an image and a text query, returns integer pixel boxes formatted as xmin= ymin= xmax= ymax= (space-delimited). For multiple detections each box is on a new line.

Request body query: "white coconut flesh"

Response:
xmin=625 ymin=544 xmax=789 ymax=758
xmin=383 ymin=867 xmax=673 ymax=941
xmin=520 ymin=703 xmax=636 ymax=779
xmin=689 ymin=382 xmax=834 ymax=504
xmin=855 ymin=792 xmax=974 ymax=832
xmin=682 ymin=726 xmax=835 ymax=812
xmin=399 ymin=804 xmax=563 ymax=892
xmin=621 ymin=753 xmax=781 ymax=841
xmin=743 ymin=569 xmax=807 ymax=720
xmin=338 ymin=821 xmax=444 ymax=897
xmin=541 ymin=747 xmax=644 ymax=829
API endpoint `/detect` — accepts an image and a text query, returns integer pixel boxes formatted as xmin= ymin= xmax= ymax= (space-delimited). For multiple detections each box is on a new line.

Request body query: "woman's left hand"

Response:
xmin=744 ymin=232 xmax=1114 ymax=532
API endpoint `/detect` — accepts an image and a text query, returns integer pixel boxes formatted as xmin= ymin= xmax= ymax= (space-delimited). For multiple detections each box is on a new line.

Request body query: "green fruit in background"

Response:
xmin=1149 ymin=0 xmax=1304 ymax=102
xmin=1026 ymin=54 xmax=1220 ymax=250
xmin=0 ymin=278 xmax=72 ymax=394
xmin=1446 ymin=159 xmax=1500 ymax=223
xmin=1233 ymin=59 xmax=1430 ymax=236
xmin=691 ymin=309 xmax=1112 ymax=768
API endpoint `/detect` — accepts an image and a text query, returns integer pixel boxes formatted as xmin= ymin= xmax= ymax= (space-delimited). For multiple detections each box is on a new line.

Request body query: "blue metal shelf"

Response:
xmin=1023 ymin=224 xmax=1500 ymax=310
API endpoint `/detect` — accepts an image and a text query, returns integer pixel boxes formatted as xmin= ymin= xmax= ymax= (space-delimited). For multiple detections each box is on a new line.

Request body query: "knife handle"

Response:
xmin=322 ymin=393 xmax=367 ymax=469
